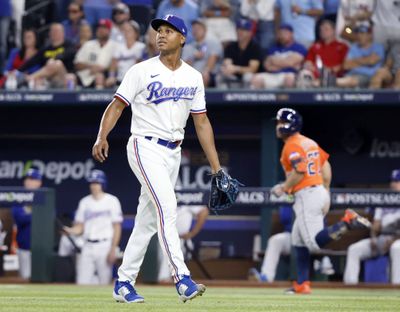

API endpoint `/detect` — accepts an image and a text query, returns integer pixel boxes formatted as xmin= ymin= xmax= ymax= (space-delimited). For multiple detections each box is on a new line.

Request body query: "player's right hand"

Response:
xmin=92 ymin=137 xmax=109 ymax=163
xmin=271 ymin=183 xmax=285 ymax=197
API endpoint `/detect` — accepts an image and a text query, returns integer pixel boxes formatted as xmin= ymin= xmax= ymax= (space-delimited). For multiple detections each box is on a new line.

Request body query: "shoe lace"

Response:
xmin=121 ymin=281 xmax=137 ymax=295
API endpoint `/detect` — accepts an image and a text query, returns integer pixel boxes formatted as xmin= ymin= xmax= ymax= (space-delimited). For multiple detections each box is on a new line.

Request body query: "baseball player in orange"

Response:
xmin=272 ymin=108 xmax=371 ymax=294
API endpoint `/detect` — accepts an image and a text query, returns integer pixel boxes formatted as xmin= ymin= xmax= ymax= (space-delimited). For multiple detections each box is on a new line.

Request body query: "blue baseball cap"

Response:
xmin=391 ymin=169 xmax=400 ymax=182
xmin=151 ymin=15 xmax=187 ymax=37
xmin=280 ymin=24 xmax=294 ymax=32
xmin=236 ymin=18 xmax=253 ymax=31
xmin=87 ymin=169 xmax=107 ymax=190
xmin=25 ymin=168 xmax=42 ymax=181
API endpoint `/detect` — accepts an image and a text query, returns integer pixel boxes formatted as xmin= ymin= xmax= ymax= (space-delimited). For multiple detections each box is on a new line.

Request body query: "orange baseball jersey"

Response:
xmin=280 ymin=133 xmax=329 ymax=193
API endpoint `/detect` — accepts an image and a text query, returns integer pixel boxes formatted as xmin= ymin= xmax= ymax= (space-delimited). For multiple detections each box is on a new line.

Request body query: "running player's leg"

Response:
xmin=291 ymin=187 xmax=327 ymax=288
xmin=291 ymin=217 xmax=311 ymax=285
xmin=294 ymin=187 xmax=327 ymax=252
xmin=295 ymin=186 xmax=352 ymax=250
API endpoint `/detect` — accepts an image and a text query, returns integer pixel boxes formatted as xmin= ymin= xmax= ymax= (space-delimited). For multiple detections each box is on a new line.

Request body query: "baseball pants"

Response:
xmin=343 ymin=238 xmax=374 ymax=285
xmin=390 ymin=239 xmax=400 ymax=284
xmin=260 ymin=232 xmax=291 ymax=282
xmin=76 ymin=240 xmax=112 ymax=285
xmin=118 ymin=136 xmax=189 ymax=285
xmin=158 ymin=206 xmax=195 ymax=282
xmin=344 ymin=238 xmax=400 ymax=285
xmin=17 ymin=248 xmax=31 ymax=279
xmin=291 ymin=185 xmax=330 ymax=251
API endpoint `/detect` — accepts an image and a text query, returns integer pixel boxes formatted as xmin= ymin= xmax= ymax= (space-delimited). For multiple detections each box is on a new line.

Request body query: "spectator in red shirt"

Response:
xmin=1 ymin=29 xmax=39 ymax=89
xmin=20 ymin=23 xmax=77 ymax=89
xmin=300 ymin=19 xmax=349 ymax=87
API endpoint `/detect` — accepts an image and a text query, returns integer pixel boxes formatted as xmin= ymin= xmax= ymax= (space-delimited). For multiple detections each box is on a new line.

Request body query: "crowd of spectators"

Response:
xmin=1 ymin=0 xmax=400 ymax=90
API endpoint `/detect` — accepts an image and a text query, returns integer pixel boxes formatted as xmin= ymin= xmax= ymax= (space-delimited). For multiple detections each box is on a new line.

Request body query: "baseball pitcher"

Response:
xmin=92 ymin=15 xmax=240 ymax=303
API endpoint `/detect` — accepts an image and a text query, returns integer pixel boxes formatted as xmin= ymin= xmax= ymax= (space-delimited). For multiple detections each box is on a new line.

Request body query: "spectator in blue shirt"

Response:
xmin=62 ymin=2 xmax=89 ymax=49
xmin=182 ymin=19 xmax=223 ymax=87
xmin=275 ymin=0 xmax=324 ymax=48
xmin=250 ymin=24 xmax=307 ymax=89
xmin=337 ymin=24 xmax=385 ymax=88
xmin=12 ymin=168 xmax=43 ymax=280
xmin=156 ymin=0 xmax=199 ymax=43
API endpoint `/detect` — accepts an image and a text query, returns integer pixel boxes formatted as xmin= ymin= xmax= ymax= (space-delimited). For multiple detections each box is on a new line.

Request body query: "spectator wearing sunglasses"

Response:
xmin=111 ymin=2 xmax=132 ymax=44
xmin=62 ymin=1 xmax=89 ymax=48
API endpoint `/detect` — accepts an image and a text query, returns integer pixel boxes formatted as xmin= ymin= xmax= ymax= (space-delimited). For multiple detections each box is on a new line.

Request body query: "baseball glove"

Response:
xmin=209 ymin=169 xmax=243 ymax=213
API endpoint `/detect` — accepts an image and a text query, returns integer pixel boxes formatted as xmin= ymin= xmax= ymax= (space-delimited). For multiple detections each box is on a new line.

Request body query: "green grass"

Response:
xmin=0 ymin=284 xmax=399 ymax=312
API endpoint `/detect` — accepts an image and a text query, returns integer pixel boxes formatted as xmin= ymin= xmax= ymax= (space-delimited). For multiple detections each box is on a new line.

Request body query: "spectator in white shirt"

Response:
xmin=74 ymin=19 xmax=115 ymax=89
xmin=106 ymin=20 xmax=145 ymax=87
xmin=240 ymin=0 xmax=276 ymax=52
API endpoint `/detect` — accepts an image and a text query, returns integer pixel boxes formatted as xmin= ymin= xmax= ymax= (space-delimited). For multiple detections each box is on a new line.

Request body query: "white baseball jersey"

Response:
xmin=74 ymin=39 xmax=115 ymax=86
xmin=74 ymin=193 xmax=123 ymax=241
xmin=113 ymin=41 xmax=146 ymax=82
xmin=374 ymin=208 xmax=400 ymax=230
xmin=114 ymin=56 xmax=207 ymax=142
xmin=344 ymin=208 xmax=400 ymax=285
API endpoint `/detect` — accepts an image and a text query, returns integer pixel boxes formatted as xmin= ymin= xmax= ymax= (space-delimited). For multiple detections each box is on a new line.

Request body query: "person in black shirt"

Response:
xmin=217 ymin=18 xmax=262 ymax=89
xmin=19 ymin=23 xmax=76 ymax=89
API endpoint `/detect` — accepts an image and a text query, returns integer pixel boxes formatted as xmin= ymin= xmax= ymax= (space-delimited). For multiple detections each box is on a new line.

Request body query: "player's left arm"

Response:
xmin=192 ymin=113 xmax=221 ymax=174
xmin=107 ymin=222 xmax=122 ymax=265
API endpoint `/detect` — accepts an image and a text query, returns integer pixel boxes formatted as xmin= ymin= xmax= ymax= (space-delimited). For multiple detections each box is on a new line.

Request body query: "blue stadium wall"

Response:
xmin=1 ymin=90 xmax=400 ymax=218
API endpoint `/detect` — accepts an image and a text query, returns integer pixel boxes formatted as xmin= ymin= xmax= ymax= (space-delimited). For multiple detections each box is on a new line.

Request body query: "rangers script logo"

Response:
xmin=146 ymin=81 xmax=197 ymax=104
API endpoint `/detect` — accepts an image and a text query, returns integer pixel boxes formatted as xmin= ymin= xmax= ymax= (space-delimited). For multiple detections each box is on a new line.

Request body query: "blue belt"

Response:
xmin=145 ymin=136 xmax=181 ymax=150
